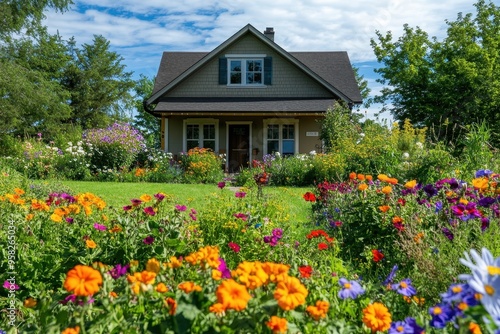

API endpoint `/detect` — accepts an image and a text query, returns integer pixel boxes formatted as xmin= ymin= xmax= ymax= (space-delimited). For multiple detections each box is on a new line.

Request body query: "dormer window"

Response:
xmin=219 ymin=55 xmax=272 ymax=86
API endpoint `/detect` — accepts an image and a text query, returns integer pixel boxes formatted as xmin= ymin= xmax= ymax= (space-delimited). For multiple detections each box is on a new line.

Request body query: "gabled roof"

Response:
xmin=147 ymin=24 xmax=362 ymax=106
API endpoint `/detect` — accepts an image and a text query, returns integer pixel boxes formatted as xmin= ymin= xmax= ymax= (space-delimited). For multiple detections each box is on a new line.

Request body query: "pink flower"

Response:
xmin=218 ymin=182 xmax=226 ymax=189
xmin=143 ymin=206 xmax=156 ymax=216
xmin=235 ymin=191 xmax=246 ymax=198
xmin=154 ymin=193 xmax=165 ymax=201
xmin=123 ymin=205 xmax=132 ymax=211
xmin=93 ymin=223 xmax=107 ymax=231
xmin=233 ymin=212 xmax=248 ymax=221
xmin=131 ymin=198 xmax=142 ymax=206
xmin=228 ymin=242 xmax=240 ymax=253
xmin=143 ymin=236 xmax=155 ymax=245
xmin=3 ymin=280 xmax=19 ymax=290
xmin=175 ymin=204 xmax=187 ymax=212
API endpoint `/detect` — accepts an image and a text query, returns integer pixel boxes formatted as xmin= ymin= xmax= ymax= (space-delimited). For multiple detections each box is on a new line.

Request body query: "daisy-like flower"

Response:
xmin=299 ymin=265 xmax=313 ymax=278
xmin=362 ymin=302 xmax=392 ymax=332
xmin=93 ymin=223 xmax=107 ymax=231
xmin=273 ymin=275 xmax=308 ymax=310
xmin=391 ymin=278 xmax=417 ymax=297
xmin=429 ymin=303 xmax=454 ymax=328
xmin=175 ymin=204 xmax=187 ymax=212
xmin=216 ymin=279 xmax=251 ymax=311
xmin=143 ymin=206 xmax=156 ymax=216
xmin=228 ymin=242 xmax=240 ymax=253
xmin=63 ymin=265 xmax=103 ymax=297
xmin=389 ymin=317 xmax=425 ymax=334
xmin=338 ymin=278 xmax=365 ymax=299
xmin=266 ymin=316 xmax=287 ymax=333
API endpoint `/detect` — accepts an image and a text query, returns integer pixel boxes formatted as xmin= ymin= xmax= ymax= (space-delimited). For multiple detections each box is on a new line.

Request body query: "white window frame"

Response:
xmin=183 ymin=119 xmax=219 ymax=152
xmin=225 ymin=54 xmax=266 ymax=87
xmin=263 ymin=118 xmax=299 ymax=156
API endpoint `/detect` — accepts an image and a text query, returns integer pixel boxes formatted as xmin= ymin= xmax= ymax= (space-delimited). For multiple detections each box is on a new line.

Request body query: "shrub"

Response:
xmin=179 ymin=147 xmax=224 ymax=184
xmin=83 ymin=122 xmax=146 ymax=172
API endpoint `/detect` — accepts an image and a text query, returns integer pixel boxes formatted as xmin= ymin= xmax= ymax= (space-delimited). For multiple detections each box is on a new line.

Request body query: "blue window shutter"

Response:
xmin=264 ymin=57 xmax=272 ymax=85
xmin=219 ymin=58 xmax=227 ymax=84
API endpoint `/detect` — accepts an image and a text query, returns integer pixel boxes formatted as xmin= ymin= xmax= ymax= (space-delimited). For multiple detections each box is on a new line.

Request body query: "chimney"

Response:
xmin=264 ymin=27 xmax=274 ymax=41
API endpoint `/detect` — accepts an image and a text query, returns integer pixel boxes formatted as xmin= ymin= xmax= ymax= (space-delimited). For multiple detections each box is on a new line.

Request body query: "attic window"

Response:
xmin=219 ymin=56 xmax=272 ymax=86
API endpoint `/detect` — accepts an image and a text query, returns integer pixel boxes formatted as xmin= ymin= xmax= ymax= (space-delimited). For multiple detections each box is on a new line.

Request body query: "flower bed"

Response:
xmin=0 ymin=170 xmax=499 ymax=333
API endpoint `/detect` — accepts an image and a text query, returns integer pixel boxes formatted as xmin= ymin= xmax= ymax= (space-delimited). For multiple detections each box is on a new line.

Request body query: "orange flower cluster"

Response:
xmin=349 ymin=172 xmax=373 ymax=182
xmin=178 ymin=281 xmax=202 ymax=293
xmin=127 ymin=270 xmax=157 ymax=294
xmin=3 ymin=189 xmax=26 ymax=205
xmin=378 ymin=174 xmax=398 ymax=185
xmin=306 ymin=300 xmax=329 ymax=320
xmin=185 ymin=245 xmax=220 ymax=269
xmin=472 ymin=176 xmax=499 ymax=194
xmin=63 ymin=265 xmax=103 ymax=296
xmin=231 ymin=261 xmax=290 ymax=289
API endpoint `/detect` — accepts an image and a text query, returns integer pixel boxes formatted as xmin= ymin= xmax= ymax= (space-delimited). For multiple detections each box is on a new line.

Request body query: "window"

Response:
xmin=219 ymin=55 xmax=272 ymax=86
xmin=184 ymin=119 xmax=219 ymax=152
xmin=229 ymin=59 xmax=263 ymax=85
xmin=263 ymin=119 xmax=299 ymax=156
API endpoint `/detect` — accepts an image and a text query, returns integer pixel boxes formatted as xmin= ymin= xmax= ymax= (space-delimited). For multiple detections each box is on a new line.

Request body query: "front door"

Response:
xmin=228 ymin=124 xmax=250 ymax=173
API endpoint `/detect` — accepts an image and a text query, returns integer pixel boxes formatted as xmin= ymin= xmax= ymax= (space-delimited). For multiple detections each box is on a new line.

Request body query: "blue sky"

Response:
xmin=43 ymin=0 xmax=478 ymax=121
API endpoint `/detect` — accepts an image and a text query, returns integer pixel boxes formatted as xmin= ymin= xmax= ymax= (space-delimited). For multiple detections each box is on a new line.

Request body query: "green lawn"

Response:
xmin=59 ymin=181 xmax=313 ymax=223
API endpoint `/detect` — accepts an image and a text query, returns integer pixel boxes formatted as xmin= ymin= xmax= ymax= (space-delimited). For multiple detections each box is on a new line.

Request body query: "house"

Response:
xmin=145 ymin=24 xmax=362 ymax=172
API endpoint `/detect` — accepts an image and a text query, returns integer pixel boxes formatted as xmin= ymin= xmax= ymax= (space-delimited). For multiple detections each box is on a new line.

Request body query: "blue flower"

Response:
xmin=338 ymin=278 xmax=365 ymax=299
xmin=475 ymin=169 xmax=494 ymax=178
xmin=429 ymin=303 xmax=454 ymax=328
xmin=383 ymin=264 xmax=398 ymax=286
xmin=389 ymin=317 xmax=424 ymax=334
xmin=391 ymin=278 xmax=417 ymax=297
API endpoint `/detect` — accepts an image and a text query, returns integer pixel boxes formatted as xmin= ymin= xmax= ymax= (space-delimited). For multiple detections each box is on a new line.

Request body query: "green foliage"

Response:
xmin=133 ymin=75 xmax=160 ymax=149
xmin=370 ymin=0 xmax=500 ymax=145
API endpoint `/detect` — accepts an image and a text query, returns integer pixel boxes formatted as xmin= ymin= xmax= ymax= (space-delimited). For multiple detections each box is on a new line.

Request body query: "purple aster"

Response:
xmin=429 ymin=303 xmax=455 ymax=328
xmin=109 ymin=264 xmax=130 ymax=279
xmin=383 ymin=264 xmax=399 ymax=286
xmin=389 ymin=318 xmax=424 ymax=334
xmin=217 ymin=258 xmax=231 ymax=279
xmin=3 ymin=280 xmax=19 ymax=290
xmin=175 ymin=204 xmax=187 ymax=212
xmin=143 ymin=236 xmax=155 ymax=245
xmin=143 ymin=206 xmax=156 ymax=216
xmin=235 ymin=191 xmax=246 ymax=198
xmin=217 ymin=182 xmax=226 ymax=189
xmin=93 ymin=223 xmax=107 ymax=231
xmin=59 ymin=294 xmax=77 ymax=305
xmin=391 ymin=278 xmax=417 ymax=297
xmin=338 ymin=278 xmax=365 ymax=299
xmin=440 ymin=283 xmax=469 ymax=303
xmin=272 ymin=228 xmax=283 ymax=239
xmin=435 ymin=201 xmax=443 ymax=213
xmin=405 ymin=317 xmax=425 ymax=334
xmin=478 ymin=196 xmax=496 ymax=208
xmin=65 ymin=217 xmax=74 ymax=224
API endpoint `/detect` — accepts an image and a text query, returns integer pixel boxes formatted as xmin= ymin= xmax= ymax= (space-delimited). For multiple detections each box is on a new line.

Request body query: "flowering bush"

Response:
xmin=179 ymin=147 xmax=224 ymax=184
xmin=83 ymin=122 xmax=146 ymax=172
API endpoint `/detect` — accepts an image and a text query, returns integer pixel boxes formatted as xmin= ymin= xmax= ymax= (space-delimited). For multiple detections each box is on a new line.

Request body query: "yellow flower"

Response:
xmin=146 ymin=258 xmax=161 ymax=274
xmin=14 ymin=188 xmax=25 ymax=195
xmin=273 ymin=275 xmax=308 ymax=310
xmin=50 ymin=213 xmax=63 ymax=222
xmin=86 ymin=239 xmax=97 ymax=249
xmin=23 ymin=297 xmax=37 ymax=308
xmin=156 ymin=282 xmax=169 ymax=293
xmin=362 ymin=302 xmax=391 ymax=332
xmin=167 ymin=256 xmax=183 ymax=268
xmin=140 ymin=194 xmax=152 ymax=202
xmin=266 ymin=316 xmax=288 ymax=333
xmin=381 ymin=185 xmax=392 ymax=194
xmin=358 ymin=183 xmax=368 ymax=191
xmin=212 ymin=269 xmax=222 ymax=280
xmin=26 ymin=214 xmax=34 ymax=221
xmin=472 ymin=177 xmax=489 ymax=191
xmin=404 ymin=180 xmax=417 ymax=189
xmin=216 ymin=279 xmax=251 ymax=311
xmin=178 ymin=281 xmax=202 ymax=293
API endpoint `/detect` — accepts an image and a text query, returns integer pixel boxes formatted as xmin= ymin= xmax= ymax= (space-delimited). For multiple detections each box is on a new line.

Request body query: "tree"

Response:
xmin=370 ymin=0 xmax=500 ymax=145
xmin=133 ymin=75 xmax=160 ymax=148
xmin=62 ymin=35 xmax=135 ymax=128
xmin=0 ymin=0 xmax=72 ymax=37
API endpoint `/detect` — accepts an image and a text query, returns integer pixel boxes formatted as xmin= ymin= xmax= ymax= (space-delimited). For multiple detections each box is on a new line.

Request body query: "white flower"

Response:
xmin=309 ymin=150 xmax=316 ymax=156
xmin=415 ymin=142 xmax=423 ymax=149
xmin=402 ymin=152 xmax=410 ymax=160
xmin=359 ymin=133 xmax=365 ymax=137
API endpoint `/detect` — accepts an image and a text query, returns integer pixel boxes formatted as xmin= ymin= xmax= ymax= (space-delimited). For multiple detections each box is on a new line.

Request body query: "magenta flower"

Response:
xmin=65 ymin=217 xmax=74 ymax=224
xmin=143 ymin=236 xmax=155 ymax=245
xmin=123 ymin=205 xmax=132 ymax=211
xmin=233 ymin=212 xmax=248 ymax=221
xmin=175 ymin=204 xmax=187 ymax=212
xmin=154 ymin=193 xmax=165 ymax=201
xmin=59 ymin=294 xmax=77 ymax=305
xmin=235 ymin=191 xmax=246 ymax=198
xmin=228 ymin=242 xmax=240 ymax=253
xmin=218 ymin=258 xmax=231 ymax=278
xmin=272 ymin=228 xmax=283 ymax=238
xmin=143 ymin=206 xmax=156 ymax=216
xmin=3 ymin=280 xmax=19 ymax=290
xmin=218 ymin=182 xmax=226 ymax=189
xmin=131 ymin=198 xmax=142 ymax=207
xmin=93 ymin=223 xmax=107 ymax=231
xmin=109 ymin=264 xmax=130 ymax=279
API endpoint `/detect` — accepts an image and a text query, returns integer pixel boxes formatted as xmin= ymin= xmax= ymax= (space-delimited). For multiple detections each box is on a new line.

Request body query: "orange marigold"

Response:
xmin=61 ymin=326 xmax=80 ymax=334
xmin=209 ymin=303 xmax=226 ymax=316
xmin=85 ymin=239 xmax=97 ymax=249
xmin=404 ymin=180 xmax=417 ymax=189
xmin=378 ymin=205 xmax=390 ymax=213
xmin=23 ymin=297 xmax=37 ymax=308
xmin=146 ymin=258 xmax=161 ymax=274
xmin=381 ymin=186 xmax=392 ymax=194
xmin=156 ymin=283 xmax=169 ymax=293
xmin=178 ymin=281 xmax=202 ymax=293
xmin=469 ymin=322 xmax=482 ymax=334
xmin=273 ymin=275 xmax=308 ymax=310
xmin=362 ymin=302 xmax=391 ymax=333
xmin=358 ymin=183 xmax=368 ymax=191
xmin=266 ymin=316 xmax=288 ymax=333
xmin=216 ymin=279 xmax=251 ymax=311
xmin=63 ymin=265 xmax=103 ymax=296
xmin=164 ymin=297 xmax=177 ymax=315
xmin=306 ymin=300 xmax=329 ymax=320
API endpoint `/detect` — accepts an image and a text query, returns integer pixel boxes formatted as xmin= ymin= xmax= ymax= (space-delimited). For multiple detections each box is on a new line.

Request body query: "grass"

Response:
xmin=59 ymin=181 xmax=313 ymax=223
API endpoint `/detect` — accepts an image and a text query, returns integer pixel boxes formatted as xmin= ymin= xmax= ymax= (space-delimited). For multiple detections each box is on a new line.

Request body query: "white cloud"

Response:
xmin=42 ymin=0 xmax=479 ymax=119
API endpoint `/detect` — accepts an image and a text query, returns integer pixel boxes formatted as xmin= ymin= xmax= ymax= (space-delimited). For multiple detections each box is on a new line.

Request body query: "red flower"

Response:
xmin=228 ymin=242 xmax=240 ymax=253
xmin=372 ymin=249 xmax=384 ymax=262
xmin=303 ymin=192 xmax=316 ymax=202
xmin=318 ymin=243 xmax=328 ymax=250
xmin=397 ymin=198 xmax=406 ymax=206
xmin=299 ymin=265 xmax=313 ymax=278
